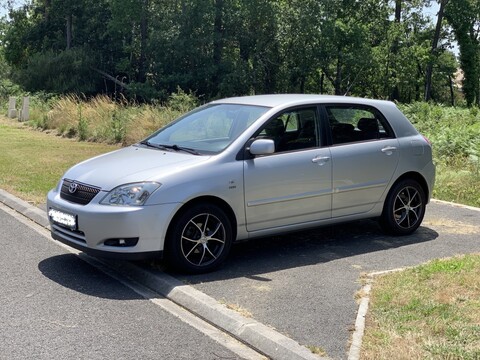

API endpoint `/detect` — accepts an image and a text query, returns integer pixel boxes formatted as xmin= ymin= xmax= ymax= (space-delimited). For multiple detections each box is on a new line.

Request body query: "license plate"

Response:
xmin=48 ymin=208 xmax=77 ymax=230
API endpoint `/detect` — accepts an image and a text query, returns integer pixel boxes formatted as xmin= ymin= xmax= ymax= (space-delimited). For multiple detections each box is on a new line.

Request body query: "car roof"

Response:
xmin=210 ymin=94 xmax=394 ymax=109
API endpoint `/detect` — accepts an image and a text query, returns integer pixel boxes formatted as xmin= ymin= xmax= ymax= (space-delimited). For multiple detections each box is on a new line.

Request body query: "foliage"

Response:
xmin=11 ymin=93 xmax=480 ymax=207
xmin=400 ymin=102 xmax=480 ymax=206
xmin=445 ymin=0 xmax=480 ymax=106
xmin=0 ymin=0 xmax=472 ymax=104
xmin=12 ymin=48 xmax=98 ymax=94
xmin=400 ymin=102 xmax=480 ymax=163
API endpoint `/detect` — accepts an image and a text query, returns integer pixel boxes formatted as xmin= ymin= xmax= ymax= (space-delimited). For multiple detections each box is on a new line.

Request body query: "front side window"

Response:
xmin=145 ymin=104 xmax=269 ymax=154
xmin=256 ymin=107 xmax=319 ymax=153
xmin=326 ymin=106 xmax=394 ymax=145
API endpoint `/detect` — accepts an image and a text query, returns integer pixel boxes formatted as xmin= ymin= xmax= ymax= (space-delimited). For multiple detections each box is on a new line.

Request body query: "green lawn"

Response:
xmin=0 ymin=117 xmax=118 ymax=205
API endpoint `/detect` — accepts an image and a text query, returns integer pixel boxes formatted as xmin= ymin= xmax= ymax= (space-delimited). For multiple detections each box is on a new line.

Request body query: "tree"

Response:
xmin=0 ymin=0 xmax=466 ymax=103
xmin=445 ymin=0 xmax=480 ymax=106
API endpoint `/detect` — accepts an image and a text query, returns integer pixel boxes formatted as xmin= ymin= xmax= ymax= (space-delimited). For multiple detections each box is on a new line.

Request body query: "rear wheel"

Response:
xmin=380 ymin=179 xmax=426 ymax=235
xmin=165 ymin=203 xmax=232 ymax=274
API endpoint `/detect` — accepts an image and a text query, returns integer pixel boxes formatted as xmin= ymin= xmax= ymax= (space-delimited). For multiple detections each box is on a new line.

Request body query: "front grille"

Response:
xmin=60 ymin=179 xmax=101 ymax=205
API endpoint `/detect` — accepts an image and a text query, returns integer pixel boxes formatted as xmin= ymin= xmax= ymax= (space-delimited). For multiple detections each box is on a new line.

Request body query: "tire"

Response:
xmin=380 ymin=179 xmax=426 ymax=235
xmin=165 ymin=203 xmax=233 ymax=274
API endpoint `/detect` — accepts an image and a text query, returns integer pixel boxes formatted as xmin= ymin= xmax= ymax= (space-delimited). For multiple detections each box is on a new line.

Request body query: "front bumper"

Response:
xmin=47 ymin=189 xmax=180 ymax=260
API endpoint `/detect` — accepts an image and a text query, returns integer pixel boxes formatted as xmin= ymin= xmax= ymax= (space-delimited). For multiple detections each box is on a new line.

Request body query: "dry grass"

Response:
xmin=423 ymin=218 xmax=479 ymax=235
xmin=28 ymin=94 xmax=190 ymax=145
xmin=361 ymin=254 xmax=480 ymax=359
xmin=218 ymin=299 xmax=253 ymax=318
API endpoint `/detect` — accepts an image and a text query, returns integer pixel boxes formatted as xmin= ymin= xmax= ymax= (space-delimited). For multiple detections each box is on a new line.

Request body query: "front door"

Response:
xmin=243 ymin=106 xmax=332 ymax=232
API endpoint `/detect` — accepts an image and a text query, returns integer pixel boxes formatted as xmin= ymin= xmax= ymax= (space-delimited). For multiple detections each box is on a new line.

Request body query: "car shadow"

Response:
xmin=168 ymin=219 xmax=439 ymax=283
xmin=38 ymin=220 xmax=438 ymax=296
xmin=38 ymin=253 xmax=143 ymax=300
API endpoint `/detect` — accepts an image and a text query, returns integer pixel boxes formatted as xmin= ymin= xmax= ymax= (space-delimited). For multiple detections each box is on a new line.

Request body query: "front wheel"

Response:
xmin=380 ymin=179 xmax=426 ymax=235
xmin=165 ymin=203 xmax=233 ymax=274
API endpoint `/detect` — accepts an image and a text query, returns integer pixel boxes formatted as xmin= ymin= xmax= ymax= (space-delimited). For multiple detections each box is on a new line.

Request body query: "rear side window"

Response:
xmin=325 ymin=106 xmax=394 ymax=145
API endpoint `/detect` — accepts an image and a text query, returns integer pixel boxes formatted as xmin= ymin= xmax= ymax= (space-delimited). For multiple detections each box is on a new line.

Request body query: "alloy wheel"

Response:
xmin=180 ymin=213 xmax=226 ymax=267
xmin=393 ymin=186 xmax=423 ymax=230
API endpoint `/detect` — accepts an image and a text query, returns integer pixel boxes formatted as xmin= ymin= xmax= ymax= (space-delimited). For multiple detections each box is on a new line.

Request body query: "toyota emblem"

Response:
xmin=69 ymin=182 xmax=78 ymax=194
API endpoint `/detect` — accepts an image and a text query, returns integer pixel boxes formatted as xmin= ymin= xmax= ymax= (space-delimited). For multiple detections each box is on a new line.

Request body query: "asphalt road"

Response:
xmin=0 ymin=202 xmax=263 ymax=360
xmin=1 ymin=189 xmax=479 ymax=360
xmin=171 ymin=200 xmax=480 ymax=359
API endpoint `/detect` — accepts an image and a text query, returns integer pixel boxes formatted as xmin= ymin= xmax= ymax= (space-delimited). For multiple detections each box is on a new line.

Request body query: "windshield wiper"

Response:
xmin=159 ymin=144 xmax=201 ymax=155
xmin=139 ymin=141 xmax=169 ymax=151
xmin=140 ymin=141 xmax=200 ymax=155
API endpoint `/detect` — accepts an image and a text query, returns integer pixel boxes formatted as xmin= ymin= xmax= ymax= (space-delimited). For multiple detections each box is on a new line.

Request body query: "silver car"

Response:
xmin=47 ymin=95 xmax=435 ymax=273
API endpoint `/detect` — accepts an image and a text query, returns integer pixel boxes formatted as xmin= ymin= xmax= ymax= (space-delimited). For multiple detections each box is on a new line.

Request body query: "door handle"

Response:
xmin=312 ymin=156 xmax=330 ymax=165
xmin=381 ymin=146 xmax=397 ymax=155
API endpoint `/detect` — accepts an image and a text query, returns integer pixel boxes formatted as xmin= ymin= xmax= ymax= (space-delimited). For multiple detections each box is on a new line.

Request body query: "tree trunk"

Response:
xmin=319 ymin=72 xmax=324 ymax=94
xmin=448 ymin=75 xmax=455 ymax=106
xmin=425 ymin=0 xmax=448 ymax=102
xmin=138 ymin=0 xmax=149 ymax=83
xmin=334 ymin=49 xmax=343 ymax=95
xmin=390 ymin=0 xmax=401 ymax=101
xmin=212 ymin=0 xmax=224 ymax=88
xmin=66 ymin=14 xmax=72 ymax=49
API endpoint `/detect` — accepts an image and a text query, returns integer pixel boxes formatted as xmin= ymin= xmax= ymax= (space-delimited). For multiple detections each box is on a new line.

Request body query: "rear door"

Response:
xmin=323 ymin=104 xmax=400 ymax=218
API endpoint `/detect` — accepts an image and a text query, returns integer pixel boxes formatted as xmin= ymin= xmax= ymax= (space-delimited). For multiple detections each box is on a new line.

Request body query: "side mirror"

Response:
xmin=249 ymin=139 xmax=275 ymax=155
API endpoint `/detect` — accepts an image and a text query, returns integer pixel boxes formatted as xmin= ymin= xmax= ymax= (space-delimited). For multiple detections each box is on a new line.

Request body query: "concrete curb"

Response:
xmin=0 ymin=189 xmax=50 ymax=228
xmin=0 ymin=188 xmax=324 ymax=360
xmin=431 ymin=198 xmax=480 ymax=212
xmin=102 ymin=260 xmax=323 ymax=360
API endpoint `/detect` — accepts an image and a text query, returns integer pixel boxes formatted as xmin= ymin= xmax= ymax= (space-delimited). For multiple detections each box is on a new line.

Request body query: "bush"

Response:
xmin=13 ymin=48 xmax=99 ymax=95
xmin=400 ymin=102 xmax=480 ymax=207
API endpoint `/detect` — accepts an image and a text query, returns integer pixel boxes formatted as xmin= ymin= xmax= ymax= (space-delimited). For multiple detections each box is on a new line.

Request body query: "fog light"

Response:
xmin=104 ymin=238 xmax=139 ymax=247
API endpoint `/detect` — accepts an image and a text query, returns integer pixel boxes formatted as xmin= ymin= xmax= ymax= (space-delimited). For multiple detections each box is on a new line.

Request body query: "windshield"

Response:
xmin=144 ymin=104 xmax=269 ymax=154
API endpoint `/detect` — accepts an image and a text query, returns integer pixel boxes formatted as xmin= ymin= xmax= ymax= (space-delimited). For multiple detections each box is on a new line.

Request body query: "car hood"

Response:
xmin=63 ymin=145 xmax=211 ymax=190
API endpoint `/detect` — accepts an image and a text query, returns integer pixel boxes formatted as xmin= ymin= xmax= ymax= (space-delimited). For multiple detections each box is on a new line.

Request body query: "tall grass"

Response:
xmin=27 ymin=89 xmax=199 ymax=145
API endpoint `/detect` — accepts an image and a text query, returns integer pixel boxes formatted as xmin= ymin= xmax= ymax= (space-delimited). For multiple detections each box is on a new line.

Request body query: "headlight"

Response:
xmin=100 ymin=182 xmax=161 ymax=206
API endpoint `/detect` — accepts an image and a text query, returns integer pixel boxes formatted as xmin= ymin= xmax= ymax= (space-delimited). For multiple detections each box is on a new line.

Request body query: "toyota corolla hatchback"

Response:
xmin=47 ymin=94 xmax=435 ymax=273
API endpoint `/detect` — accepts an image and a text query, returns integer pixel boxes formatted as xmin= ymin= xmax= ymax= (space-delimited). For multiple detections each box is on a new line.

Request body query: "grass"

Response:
xmin=361 ymin=254 xmax=480 ymax=359
xmin=306 ymin=345 xmax=327 ymax=356
xmin=26 ymin=91 xmax=196 ymax=145
xmin=218 ymin=299 xmax=253 ymax=318
xmin=0 ymin=117 xmax=118 ymax=205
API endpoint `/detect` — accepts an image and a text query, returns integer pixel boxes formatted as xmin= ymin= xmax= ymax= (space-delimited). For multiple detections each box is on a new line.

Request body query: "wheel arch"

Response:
xmin=391 ymin=171 xmax=430 ymax=201
xmin=166 ymin=196 xmax=238 ymax=243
